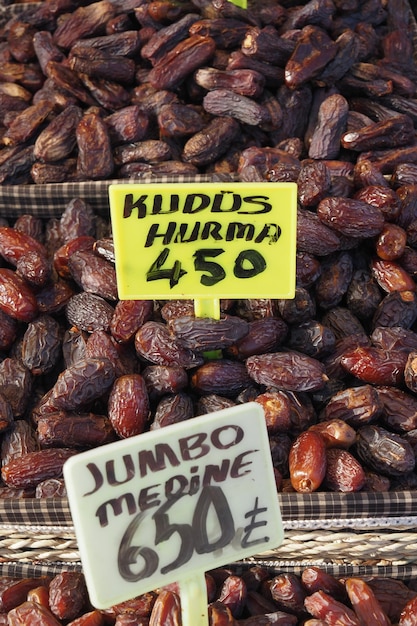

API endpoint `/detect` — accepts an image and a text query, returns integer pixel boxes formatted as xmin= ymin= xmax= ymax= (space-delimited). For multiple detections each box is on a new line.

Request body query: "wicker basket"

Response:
xmin=0 ymin=492 xmax=416 ymax=580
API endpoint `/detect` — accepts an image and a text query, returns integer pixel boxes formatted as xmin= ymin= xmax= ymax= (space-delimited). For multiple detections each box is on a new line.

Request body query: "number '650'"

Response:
xmin=118 ymin=485 xmax=234 ymax=581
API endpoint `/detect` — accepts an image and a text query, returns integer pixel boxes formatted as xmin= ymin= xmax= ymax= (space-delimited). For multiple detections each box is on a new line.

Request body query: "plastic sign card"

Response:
xmin=109 ymin=182 xmax=297 ymax=300
xmin=64 ymin=402 xmax=283 ymax=611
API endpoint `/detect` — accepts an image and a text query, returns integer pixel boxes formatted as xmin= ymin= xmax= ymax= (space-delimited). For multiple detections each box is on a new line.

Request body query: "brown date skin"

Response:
xmin=288 ymin=430 xmax=327 ymax=493
xmin=285 ymin=26 xmax=338 ymax=89
xmin=107 ymin=374 xmax=150 ymax=438
xmin=296 ymin=208 xmax=341 ymax=257
xmin=345 ymin=578 xmax=391 ymax=626
xmin=269 ymin=573 xmax=307 ymax=618
xmin=49 ymin=571 xmax=88 ymax=621
xmin=191 ymin=359 xmax=252 ymax=398
xmin=0 ymin=227 xmax=50 ymax=287
xmin=65 ymin=292 xmax=115 ymax=333
xmin=320 ymin=384 xmax=383 ymax=428
xmin=308 ymin=94 xmax=349 ymax=160
xmin=304 ymin=590 xmax=361 ymax=625
xmin=246 ymin=351 xmax=328 ymax=393
xmin=135 ymin=321 xmax=203 ymax=369
xmin=0 ymin=268 xmax=38 ymax=322
xmin=254 ymin=391 xmax=292 ymax=435
xmin=148 ymin=590 xmax=181 ymax=626
xmin=111 ymin=300 xmax=154 ymax=344
xmin=372 ymin=290 xmax=417 ymax=330
xmin=151 ymin=392 xmax=194 ymax=429
xmin=142 ymin=365 xmax=188 ymax=401
xmin=68 ymin=249 xmax=118 ymax=301
xmin=35 ymin=357 xmax=116 ymax=416
xmin=76 ymin=111 xmax=115 ymax=180
xmin=0 ymin=309 xmax=18 ymax=351
xmin=226 ymin=317 xmax=288 ymax=360
xmin=371 ymin=258 xmax=416 ymax=293
xmin=148 ymin=35 xmax=216 ymax=91
xmin=355 ymin=424 xmax=416 ymax=477
xmin=1 ymin=420 xmax=38 ymax=467
xmin=37 ymin=412 xmax=116 ymax=449
xmin=217 ymin=575 xmax=247 ymax=619
xmin=340 ymin=345 xmax=408 ymax=386
xmin=317 ymin=196 xmax=385 ymax=238
xmin=21 ymin=313 xmax=62 ymax=376
xmin=404 ymin=351 xmax=417 ymax=393
xmin=324 ymin=448 xmax=366 ymax=492
xmin=0 ymin=358 xmax=32 ymax=418
xmin=0 ymin=577 xmax=51 ymax=613
xmin=169 ymin=314 xmax=249 ymax=352
xmin=59 ymin=198 xmax=96 ymax=244
xmin=53 ymin=236 xmax=95 ymax=280
xmin=7 ymin=601 xmax=61 ymax=626
xmin=399 ymin=595 xmax=417 ymax=626
xmin=377 ymin=386 xmax=417 ymax=433
xmin=309 ymin=419 xmax=356 ymax=449
xmin=375 ymin=223 xmax=407 ymax=260
xmin=301 ymin=567 xmax=347 ymax=603
xmin=1 ymin=448 xmax=77 ymax=489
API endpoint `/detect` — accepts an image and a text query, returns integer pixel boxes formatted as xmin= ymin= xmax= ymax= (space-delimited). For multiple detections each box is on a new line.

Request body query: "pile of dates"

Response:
xmin=1 ymin=0 xmax=417 ymax=182
xmin=1 ymin=192 xmax=417 ymax=496
xmin=2 ymin=565 xmax=417 ymax=625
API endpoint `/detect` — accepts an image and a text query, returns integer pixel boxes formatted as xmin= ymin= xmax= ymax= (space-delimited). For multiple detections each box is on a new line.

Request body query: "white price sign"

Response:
xmin=64 ymin=402 xmax=283 ymax=612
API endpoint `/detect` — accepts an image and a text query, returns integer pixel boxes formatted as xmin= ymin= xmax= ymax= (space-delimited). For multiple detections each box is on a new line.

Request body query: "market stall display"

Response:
xmin=1 ymin=0 xmax=417 ymax=620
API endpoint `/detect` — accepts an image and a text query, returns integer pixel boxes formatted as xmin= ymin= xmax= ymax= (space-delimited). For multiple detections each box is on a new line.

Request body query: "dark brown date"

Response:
xmin=168 ymin=314 xmax=248 ymax=352
xmin=246 ymin=351 xmax=328 ymax=392
xmin=34 ymin=357 xmax=116 ymax=417
xmin=37 ymin=412 xmax=115 ymax=448
xmin=191 ymin=359 xmax=252 ymax=398
xmin=345 ymin=578 xmax=391 ymax=626
xmin=135 ymin=321 xmax=203 ymax=369
xmin=21 ymin=314 xmax=62 ymax=375
xmin=148 ymin=35 xmax=216 ymax=91
xmin=1 ymin=448 xmax=77 ymax=489
xmin=317 ymin=196 xmax=385 ymax=238
xmin=324 ymin=448 xmax=366 ymax=492
xmin=355 ymin=425 xmax=415 ymax=477
xmin=226 ymin=317 xmax=288 ymax=360
xmin=108 ymin=374 xmax=150 ymax=438
xmin=65 ymin=292 xmax=115 ymax=333
xmin=0 ymin=268 xmax=38 ymax=322
xmin=320 ymin=384 xmax=383 ymax=427
xmin=151 ymin=392 xmax=194 ymax=429
xmin=49 ymin=571 xmax=88 ymax=621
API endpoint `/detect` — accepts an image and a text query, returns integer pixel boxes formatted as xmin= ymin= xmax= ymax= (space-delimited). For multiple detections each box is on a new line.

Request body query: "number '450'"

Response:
xmin=118 ymin=485 xmax=234 ymax=581
xmin=146 ymin=247 xmax=266 ymax=288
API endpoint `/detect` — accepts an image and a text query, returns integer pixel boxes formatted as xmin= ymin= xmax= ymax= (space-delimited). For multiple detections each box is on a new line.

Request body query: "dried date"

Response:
xmin=1 ymin=448 xmax=77 ymax=489
xmin=324 ymin=448 xmax=366 ymax=492
xmin=246 ymin=351 xmax=328 ymax=392
xmin=191 ymin=359 xmax=252 ymax=398
xmin=168 ymin=314 xmax=248 ymax=352
xmin=355 ymin=424 xmax=415 ymax=477
xmin=108 ymin=374 xmax=150 ymax=438
xmin=135 ymin=321 xmax=203 ymax=369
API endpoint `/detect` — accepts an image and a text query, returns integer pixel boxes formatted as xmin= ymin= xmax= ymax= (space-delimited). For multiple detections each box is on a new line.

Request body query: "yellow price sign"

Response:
xmin=109 ymin=182 xmax=297 ymax=301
